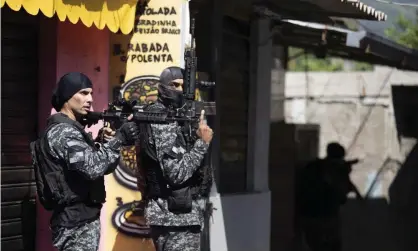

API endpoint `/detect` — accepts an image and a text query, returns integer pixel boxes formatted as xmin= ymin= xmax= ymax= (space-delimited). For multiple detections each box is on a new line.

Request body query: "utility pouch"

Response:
xmin=167 ymin=187 xmax=192 ymax=214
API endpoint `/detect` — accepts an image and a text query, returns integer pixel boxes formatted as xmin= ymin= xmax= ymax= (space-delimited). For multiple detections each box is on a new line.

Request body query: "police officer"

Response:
xmin=139 ymin=66 xmax=214 ymax=251
xmin=31 ymin=72 xmax=139 ymax=251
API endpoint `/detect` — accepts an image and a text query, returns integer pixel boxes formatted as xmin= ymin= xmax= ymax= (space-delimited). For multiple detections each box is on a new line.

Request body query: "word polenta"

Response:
xmin=143 ymin=7 xmax=176 ymax=15
xmin=124 ymin=54 xmax=173 ymax=63
xmin=124 ymin=43 xmax=173 ymax=63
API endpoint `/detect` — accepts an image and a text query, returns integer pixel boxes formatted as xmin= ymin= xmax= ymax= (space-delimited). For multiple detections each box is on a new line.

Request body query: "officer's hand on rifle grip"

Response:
xmin=115 ymin=114 xmax=139 ymax=146
xmin=96 ymin=126 xmax=116 ymax=143
xmin=196 ymin=110 xmax=213 ymax=144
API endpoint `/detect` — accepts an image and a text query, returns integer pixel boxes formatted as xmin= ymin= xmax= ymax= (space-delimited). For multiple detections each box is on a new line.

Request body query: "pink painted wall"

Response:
xmin=37 ymin=17 xmax=110 ymax=251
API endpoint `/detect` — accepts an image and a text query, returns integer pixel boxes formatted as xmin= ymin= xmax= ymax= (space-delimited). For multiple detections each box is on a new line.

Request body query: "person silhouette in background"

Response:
xmin=296 ymin=142 xmax=362 ymax=251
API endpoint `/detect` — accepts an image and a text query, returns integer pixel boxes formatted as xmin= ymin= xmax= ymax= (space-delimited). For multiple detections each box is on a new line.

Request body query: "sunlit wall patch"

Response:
xmin=112 ymin=200 xmax=151 ymax=237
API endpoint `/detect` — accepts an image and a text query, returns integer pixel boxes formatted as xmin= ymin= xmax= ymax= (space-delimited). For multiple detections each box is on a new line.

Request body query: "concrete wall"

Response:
xmin=283 ymin=66 xmax=418 ymax=197
xmin=282 ymin=66 xmax=418 ymax=251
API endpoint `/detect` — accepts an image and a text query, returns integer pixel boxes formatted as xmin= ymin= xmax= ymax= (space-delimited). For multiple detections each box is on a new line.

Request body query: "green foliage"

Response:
xmin=385 ymin=12 xmax=418 ymax=49
xmin=287 ymin=47 xmax=373 ymax=72
xmin=353 ymin=61 xmax=374 ymax=71
xmin=287 ymin=47 xmax=342 ymax=72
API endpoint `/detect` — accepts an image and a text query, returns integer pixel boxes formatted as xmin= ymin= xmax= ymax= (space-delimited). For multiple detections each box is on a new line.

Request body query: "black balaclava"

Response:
xmin=51 ymin=72 xmax=93 ymax=111
xmin=158 ymin=66 xmax=184 ymax=108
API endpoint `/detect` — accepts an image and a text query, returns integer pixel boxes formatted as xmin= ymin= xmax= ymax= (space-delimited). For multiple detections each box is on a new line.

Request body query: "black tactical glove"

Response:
xmin=115 ymin=122 xmax=139 ymax=146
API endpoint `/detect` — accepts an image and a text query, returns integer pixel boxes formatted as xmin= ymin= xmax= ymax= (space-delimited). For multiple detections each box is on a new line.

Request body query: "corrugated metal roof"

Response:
xmin=253 ymin=0 xmax=387 ymax=22
xmin=276 ymin=18 xmax=418 ymax=70
xmin=343 ymin=0 xmax=387 ymax=21
xmin=358 ymin=0 xmax=415 ymax=40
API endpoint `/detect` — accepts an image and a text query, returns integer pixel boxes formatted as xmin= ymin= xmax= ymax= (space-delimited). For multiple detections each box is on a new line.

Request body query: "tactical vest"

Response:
xmin=30 ymin=113 xmax=105 ymax=227
xmin=137 ymin=103 xmax=212 ymax=200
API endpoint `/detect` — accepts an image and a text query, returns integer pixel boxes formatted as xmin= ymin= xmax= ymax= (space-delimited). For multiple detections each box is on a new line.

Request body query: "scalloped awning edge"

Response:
xmin=1 ymin=0 xmax=139 ymax=34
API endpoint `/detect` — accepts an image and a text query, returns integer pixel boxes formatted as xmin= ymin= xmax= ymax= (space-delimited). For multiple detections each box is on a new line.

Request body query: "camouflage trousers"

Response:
xmin=151 ymin=226 xmax=201 ymax=251
xmin=52 ymin=219 xmax=101 ymax=251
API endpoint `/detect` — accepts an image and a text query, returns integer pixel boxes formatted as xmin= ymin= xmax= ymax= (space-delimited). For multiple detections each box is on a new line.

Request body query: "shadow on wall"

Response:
xmin=292 ymin=139 xmax=398 ymax=251
xmin=277 ymin=85 xmax=418 ymax=251
xmin=269 ymin=121 xmax=320 ymax=251
xmin=292 ymin=137 xmax=418 ymax=249
xmin=387 ymin=85 xmax=418 ymax=250
xmin=340 ymin=142 xmax=418 ymax=251
xmin=334 ymin=85 xmax=418 ymax=251
xmin=340 ymin=198 xmax=395 ymax=251
xmin=388 ymin=142 xmax=418 ymax=251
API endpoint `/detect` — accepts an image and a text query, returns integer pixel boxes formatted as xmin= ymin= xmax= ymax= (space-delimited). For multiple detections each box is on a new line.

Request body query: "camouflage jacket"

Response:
xmin=47 ymin=120 xmax=121 ymax=180
xmin=144 ymin=107 xmax=210 ymax=227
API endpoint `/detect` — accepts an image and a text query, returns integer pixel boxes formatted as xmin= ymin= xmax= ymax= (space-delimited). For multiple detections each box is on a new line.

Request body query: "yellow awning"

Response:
xmin=0 ymin=0 xmax=140 ymax=34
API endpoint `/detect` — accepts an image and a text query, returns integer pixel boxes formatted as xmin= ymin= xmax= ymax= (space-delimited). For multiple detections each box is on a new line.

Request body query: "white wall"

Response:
xmin=210 ymin=192 xmax=271 ymax=251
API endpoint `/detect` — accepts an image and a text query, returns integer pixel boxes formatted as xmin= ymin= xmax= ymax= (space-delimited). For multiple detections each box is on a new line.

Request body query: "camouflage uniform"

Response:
xmin=47 ymin=122 xmax=121 ymax=251
xmin=144 ymin=104 xmax=210 ymax=251
xmin=51 ymin=218 xmax=101 ymax=251
xmin=47 ymin=123 xmax=120 ymax=180
xmin=151 ymin=226 xmax=202 ymax=251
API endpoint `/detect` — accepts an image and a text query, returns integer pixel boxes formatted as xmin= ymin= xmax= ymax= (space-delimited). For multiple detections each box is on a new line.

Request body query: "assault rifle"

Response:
xmin=83 ymin=17 xmax=216 ymax=129
xmin=181 ymin=16 xmax=214 ymax=145
xmin=83 ymin=98 xmax=215 ymax=129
